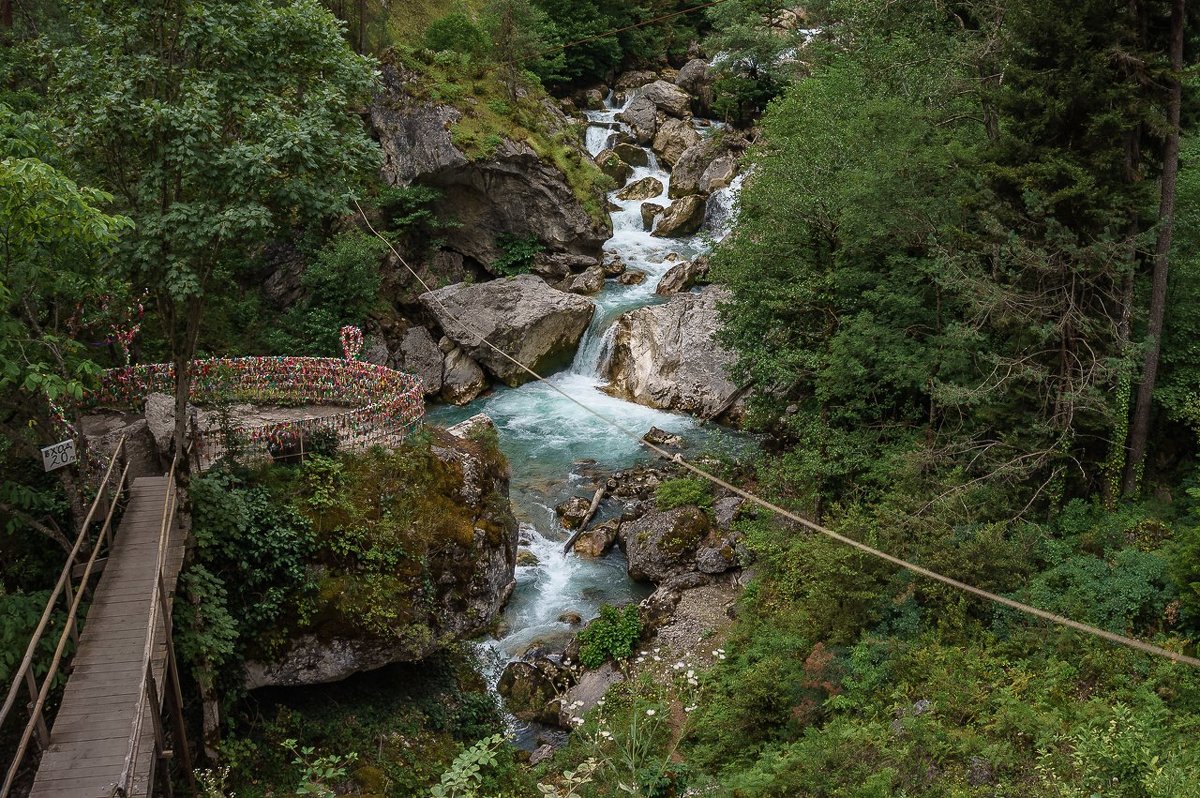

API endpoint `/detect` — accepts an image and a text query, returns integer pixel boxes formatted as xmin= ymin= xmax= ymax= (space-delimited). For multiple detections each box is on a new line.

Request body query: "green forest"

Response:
xmin=3 ymin=0 xmax=1200 ymax=796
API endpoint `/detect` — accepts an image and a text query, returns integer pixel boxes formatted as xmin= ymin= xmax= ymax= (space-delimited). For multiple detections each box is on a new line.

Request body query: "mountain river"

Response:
xmin=428 ymin=92 xmax=747 ymax=745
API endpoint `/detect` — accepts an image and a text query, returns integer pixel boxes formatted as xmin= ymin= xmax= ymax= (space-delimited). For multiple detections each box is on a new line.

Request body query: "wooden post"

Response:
xmin=159 ymin=576 xmax=196 ymax=792
xmin=61 ymin=579 xmax=80 ymax=646
xmin=22 ymin=669 xmax=48 ymax=747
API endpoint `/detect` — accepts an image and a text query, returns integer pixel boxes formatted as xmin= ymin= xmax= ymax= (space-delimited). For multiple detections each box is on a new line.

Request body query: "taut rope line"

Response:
xmin=354 ymin=200 xmax=1200 ymax=669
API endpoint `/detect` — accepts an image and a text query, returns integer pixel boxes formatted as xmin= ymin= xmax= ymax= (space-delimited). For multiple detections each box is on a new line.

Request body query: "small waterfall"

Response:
xmin=430 ymin=81 xmax=750 ymax=749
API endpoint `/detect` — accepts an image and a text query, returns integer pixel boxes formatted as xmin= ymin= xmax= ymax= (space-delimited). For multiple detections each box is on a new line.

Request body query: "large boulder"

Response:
xmin=651 ymin=118 xmax=701 ymax=168
xmin=620 ymin=506 xmax=740 ymax=583
xmin=556 ymin=264 xmax=606 ymax=295
xmin=616 ymin=176 xmax=664 ymax=202
xmin=669 ymin=137 xmax=743 ymax=199
xmin=604 ymin=286 xmax=743 ymax=420
xmin=614 ymin=70 xmax=658 ymax=90
xmin=421 ymin=275 xmax=595 ymax=386
xmin=397 ymin=326 xmax=444 ymax=395
xmin=655 ymin=256 xmax=709 ymax=296
xmin=639 ymin=80 xmax=692 ymax=118
xmin=613 ymin=142 xmax=649 ymax=167
xmin=616 ymin=95 xmax=659 ymax=145
xmin=674 ymin=59 xmax=714 ymax=114
xmin=372 ymin=63 xmax=609 ymax=272
xmin=641 ymin=202 xmax=665 ymax=231
xmin=498 ymin=656 xmax=575 ymax=725
xmin=440 ymin=340 xmax=488 ymax=405
xmin=557 ymin=662 xmax=624 ymax=727
xmin=244 ymin=421 xmax=519 ymax=688
xmin=594 ymin=149 xmax=632 ymax=187
xmin=651 ymin=195 xmax=707 ymax=238
xmin=572 ymin=519 xmax=620 ymax=558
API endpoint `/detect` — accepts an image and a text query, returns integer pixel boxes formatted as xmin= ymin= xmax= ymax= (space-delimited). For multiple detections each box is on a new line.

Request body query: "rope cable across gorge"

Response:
xmin=353 ymin=200 xmax=1200 ymax=670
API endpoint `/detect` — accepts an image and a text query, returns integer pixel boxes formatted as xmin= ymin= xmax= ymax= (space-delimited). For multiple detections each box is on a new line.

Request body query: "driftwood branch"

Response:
xmin=563 ymin=485 xmax=606 ymax=554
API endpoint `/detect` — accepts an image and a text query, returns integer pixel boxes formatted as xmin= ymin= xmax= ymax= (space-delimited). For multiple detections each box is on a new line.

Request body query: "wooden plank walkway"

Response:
xmin=29 ymin=476 xmax=185 ymax=798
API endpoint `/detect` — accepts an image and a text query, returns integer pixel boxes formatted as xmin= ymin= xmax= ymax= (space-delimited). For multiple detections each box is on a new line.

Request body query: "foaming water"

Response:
xmin=429 ymin=90 xmax=749 ymax=746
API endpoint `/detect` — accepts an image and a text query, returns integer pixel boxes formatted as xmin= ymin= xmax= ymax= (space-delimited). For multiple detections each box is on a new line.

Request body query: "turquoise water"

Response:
xmin=427 ymin=91 xmax=749 ymax=742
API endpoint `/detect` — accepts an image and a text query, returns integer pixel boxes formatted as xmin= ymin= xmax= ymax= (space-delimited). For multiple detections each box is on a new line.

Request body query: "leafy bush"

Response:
xmin=424 ymin=13 xmax=489 ymax=59
xmin=655 ymin=478 xmax=713 ymax=511
xmin=577 ymin=604 xmax=642 ymax=669
xmin=491 ymin=233 xmax=542 ymax=276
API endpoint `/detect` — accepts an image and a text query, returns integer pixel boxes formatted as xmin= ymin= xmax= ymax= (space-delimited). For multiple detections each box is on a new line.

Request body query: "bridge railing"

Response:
xmin=0 ymin=438 xmax=130 ymax=798
xmin=113 ymin=455 xmax=191 ymax=798
xmin=95 ymin=356 xmax=425 ymax=467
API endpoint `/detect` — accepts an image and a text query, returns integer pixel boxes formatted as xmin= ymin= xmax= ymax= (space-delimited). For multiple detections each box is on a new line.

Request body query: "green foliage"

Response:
xmin=429 ymin=734 xmax=505 ymax=798
xmin=284 ymin=738 xmax=358 ymax=798
xmin=267 ymin=231 xmax=386 ymax=356
xmin=705 ymin=0 xmax=807 ymax=125
xmin=577 ymin=604 xmax=642 ymax=669
xmin=492 ymin=233 xmax=543 ymax=276
xmin=424 ymin=13 xmax=490 ymax=58
xmin=654 ymin=478 xmax=714 ymax=511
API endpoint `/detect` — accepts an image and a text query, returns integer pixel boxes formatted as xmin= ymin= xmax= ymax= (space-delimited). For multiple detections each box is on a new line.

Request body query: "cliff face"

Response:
xmin=370 ymin=60 xmax=611 ymax=273
xmin=244 ymin=416 xmax=517 ymax=688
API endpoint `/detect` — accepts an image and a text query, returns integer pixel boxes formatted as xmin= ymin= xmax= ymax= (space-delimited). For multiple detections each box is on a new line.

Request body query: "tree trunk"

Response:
xmin=357 ymin=0 xmax=366 ymax=53
xmin=1 ymin=0 xmax=13 ymax=29
xmin=1122 ymin=0 xmax=1185 ymax=497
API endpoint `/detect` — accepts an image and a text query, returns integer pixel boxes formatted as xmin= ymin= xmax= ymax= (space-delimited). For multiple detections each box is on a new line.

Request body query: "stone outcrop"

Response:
xmin=641 ymin=202 xmax=665 ymax=230
xmin=616 ymin=95 xmax=658 ymax=145
xmin=639 ymin=80 xmax=692 ymax=118
xmin=594 ymin=149 xmax=631 ymax=186
xmin=651 ymin=118 xmax=701 ymax=167
xmin=674 ymin=59 xmax=714 ymax=115
xmin=655 ymin=256 xmax=709 ymax=296
xmin=244 ymin=418 xmax=519 ymax=688
xmin=669 ymin=136 xmax=744 ymax=199
xmin=604 ymin=286 xmax=743 ymax=420
xmin=620 ymin=507 xmax=740 ymax=583
xmin=613 ymin=142 xmax=649 ymax=167
xmin=616 ymin=176 xmax=664 ymax=202
xmin=556 ymin=264 xmax=606 ymax=295
xmin=572 ymin=519 xmax=620 ymax=558
xmin=371 ymin=62 xmax=609 ymax=272
xmin=651 ymin=195 xmax=707 ymax=238
xmin=440 ymin=340 xmax=488 ymax=405
xmin=421 ymin=275 xmax=596 ymax=386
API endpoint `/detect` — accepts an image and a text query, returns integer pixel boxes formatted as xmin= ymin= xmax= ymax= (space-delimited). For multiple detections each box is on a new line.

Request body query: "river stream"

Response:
xmin=428 ymin=92 xmax=746 ymax=745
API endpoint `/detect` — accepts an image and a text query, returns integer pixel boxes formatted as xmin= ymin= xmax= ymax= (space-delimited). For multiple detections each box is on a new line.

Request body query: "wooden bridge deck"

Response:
xmin=29 ymin=476 xmax=185 ymax=798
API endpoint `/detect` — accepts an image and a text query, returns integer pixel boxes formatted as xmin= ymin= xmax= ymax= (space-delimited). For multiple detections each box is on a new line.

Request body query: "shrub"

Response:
xmin=655 ymin=478 xmax=713 ymax=511
xmin=492 ymin=233 xmax=542 ymax=276
xmin=577 ymin=604 xmax=642 ymax=669
xmin=424 ymin=13 xmax=489 ymax=59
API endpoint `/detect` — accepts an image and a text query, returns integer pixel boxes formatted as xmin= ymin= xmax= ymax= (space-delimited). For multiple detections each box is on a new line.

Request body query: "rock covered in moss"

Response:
xmin=497 ymin=657 xmax=575 ymax=725
xmin=243 ymin=419 xmax=518 ymax=689
xmin=620 ymin=506 xmax=741 ymax=583
xmin=371 ymin=61 xmax=609 ymax=272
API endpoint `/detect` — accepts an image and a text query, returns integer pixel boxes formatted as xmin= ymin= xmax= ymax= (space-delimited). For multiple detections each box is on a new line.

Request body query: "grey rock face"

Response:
xmin=641 ymin=202 xmax=665 ymax=231
xmin=651 ymin=195 xmax=707 ymax=238
xmin=639 ymin=80 xmax=692 ymax=118
xmin=655 ymin=256 xmax=709 ymax=296
xmin=651 ymin=117 xmax=701 ymax=167
xmin=371 ymin=64 xmax=608 ymax=271
xmin=556 ymin=264 xmax=606 ymax=295
xmin=616 ymin=176 xmax=664 ymax=202
xmin=613 ymin=142 xmax=649 ymax=167
xmin=616 ymin=95 xmax=659 ymax=145
xmin=594 ymin=148 xmax=632 ymax=186
xmin=398 ymin=326 xmax=444 ymax=395
xmin=440 ymin=340 xmax=488 ymax=405
xmin=670 ymin=136 xmax=744 ymax=199
xmin=674 ymin=59 xmax=713 ymax=114
xmin=421 ymin=275 xmax=595 ymax=386
xmin=620 ymin=506 xmax=740 ymax=583
xmin=604 ymin=286 xmax=743 ymax=420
